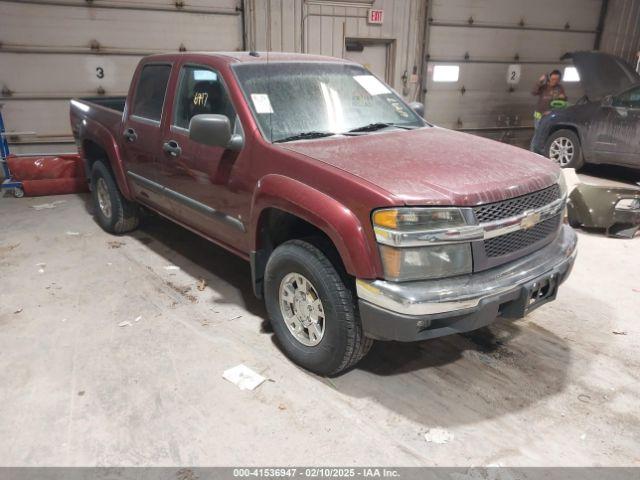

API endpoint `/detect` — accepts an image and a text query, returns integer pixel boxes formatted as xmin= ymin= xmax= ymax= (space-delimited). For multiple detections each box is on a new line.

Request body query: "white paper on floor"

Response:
xmin=424 ymin=427 xmax=454 ymax=444
xmin=222 ymin=364 xmax=266 ymax=391
xmin=31 ymin=200 xmax=66 ymax=210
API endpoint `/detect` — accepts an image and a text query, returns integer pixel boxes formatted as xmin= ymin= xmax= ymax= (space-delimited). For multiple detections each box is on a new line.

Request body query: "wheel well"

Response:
xmin=251 ymin=208 xmax=348 ymax=298
xmin=82 ymin=140 xmax=112 ymax=180
xmin=548 ymin=125 xmax=581 ymax=145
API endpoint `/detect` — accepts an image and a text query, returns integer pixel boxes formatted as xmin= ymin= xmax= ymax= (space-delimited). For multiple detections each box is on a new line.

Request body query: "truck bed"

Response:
xmin=70 ymin=96 xmax=126 ymax=150
xmin=78 ymin=96 xmax=126 ymax=112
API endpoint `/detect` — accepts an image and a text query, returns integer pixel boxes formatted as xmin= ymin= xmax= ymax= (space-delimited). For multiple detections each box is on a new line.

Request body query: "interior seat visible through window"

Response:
xmin=173 ymin=67 xmax=236 ymax=130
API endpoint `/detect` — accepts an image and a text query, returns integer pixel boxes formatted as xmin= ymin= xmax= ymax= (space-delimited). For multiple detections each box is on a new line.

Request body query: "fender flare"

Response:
xmin=80 ymin=118 xmax=133 ymax=199
xmin=250 ymin=174 xmax=377 ymax=279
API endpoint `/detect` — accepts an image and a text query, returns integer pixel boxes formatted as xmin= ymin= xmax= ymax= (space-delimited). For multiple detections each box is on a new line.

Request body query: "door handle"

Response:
xmin=123 ymin=128 xmax=138 ymax=142
xmin=163 ymin=140 xmax=182 ymax=157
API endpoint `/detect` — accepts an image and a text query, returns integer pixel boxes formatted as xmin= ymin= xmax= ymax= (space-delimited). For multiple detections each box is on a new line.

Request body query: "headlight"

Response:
xmin=379 ymin=243 xmax=472 ymax=282
xmin=373 ymin=207 xmax=479 ymax=281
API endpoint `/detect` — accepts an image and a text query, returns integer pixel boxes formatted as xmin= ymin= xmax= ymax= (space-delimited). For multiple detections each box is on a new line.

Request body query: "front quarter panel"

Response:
xmin=250 ymin=174 xmax=379 ymax=278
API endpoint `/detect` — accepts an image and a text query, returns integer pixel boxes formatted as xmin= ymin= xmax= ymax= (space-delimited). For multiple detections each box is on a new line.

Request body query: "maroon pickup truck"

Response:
xmin=70 ymin=52 xmax=577 ymax=375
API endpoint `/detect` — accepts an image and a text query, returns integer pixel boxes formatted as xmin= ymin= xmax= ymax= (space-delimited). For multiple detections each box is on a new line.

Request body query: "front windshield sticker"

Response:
xmin=251 ymin=93 xmax=274 ymax=114
xmin=353 ymin=75 xmax=391 ymax=96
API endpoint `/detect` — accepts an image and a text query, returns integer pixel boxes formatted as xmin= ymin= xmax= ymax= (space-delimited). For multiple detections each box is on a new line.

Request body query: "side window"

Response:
xmin=613 ymin=86 xmax=640 ymax=109
xmin=132 ymin=64 xmax=171 ymax=121
xmin=173 ymin=66 xmax=236 ymax=130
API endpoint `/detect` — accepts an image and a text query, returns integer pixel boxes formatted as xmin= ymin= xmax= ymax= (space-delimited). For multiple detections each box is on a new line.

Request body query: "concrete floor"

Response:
xmin=0 ymin=193 xmax=639 ymax=467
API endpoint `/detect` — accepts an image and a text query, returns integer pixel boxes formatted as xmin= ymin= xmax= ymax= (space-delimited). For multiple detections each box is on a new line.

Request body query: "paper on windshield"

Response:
xmin=251 ymin=93 xmax=274 ymax=113
xmin=353 ymin=75 xmax=391 ymax=96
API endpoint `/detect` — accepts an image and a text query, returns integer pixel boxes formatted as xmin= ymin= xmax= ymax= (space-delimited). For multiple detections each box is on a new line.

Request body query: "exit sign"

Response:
xmin=368 ymin=9 xmax=384 ymax=25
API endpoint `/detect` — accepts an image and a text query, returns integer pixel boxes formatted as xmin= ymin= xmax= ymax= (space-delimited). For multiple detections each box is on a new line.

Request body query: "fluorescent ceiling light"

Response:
xmin=563 ymin=66 xmax=580 ymax=82
xmin=433 ymin=65 xmax=460 ymax=83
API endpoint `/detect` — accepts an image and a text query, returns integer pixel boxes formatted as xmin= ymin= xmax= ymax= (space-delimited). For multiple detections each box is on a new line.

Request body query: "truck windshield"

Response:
xmin=233 ymin=62 xmax=425 ymax=143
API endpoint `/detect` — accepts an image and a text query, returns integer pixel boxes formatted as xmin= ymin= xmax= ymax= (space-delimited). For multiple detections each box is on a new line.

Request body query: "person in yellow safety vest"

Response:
xmin=531 ymin=69 xmax=567 ymax=129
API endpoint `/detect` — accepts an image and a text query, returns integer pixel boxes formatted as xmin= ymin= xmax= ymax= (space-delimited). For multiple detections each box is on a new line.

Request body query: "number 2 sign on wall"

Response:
xmin=507 ymin=64 xmax=521 ymax=85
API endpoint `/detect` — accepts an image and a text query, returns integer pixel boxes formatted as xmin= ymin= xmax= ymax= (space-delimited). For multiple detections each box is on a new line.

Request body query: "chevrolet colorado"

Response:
xmin=70 ymin=52 xmax=577 ymax=375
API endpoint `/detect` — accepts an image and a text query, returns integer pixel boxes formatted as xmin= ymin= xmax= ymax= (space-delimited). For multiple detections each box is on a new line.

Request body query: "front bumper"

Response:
xmin=357 ymin=224 xmax=578 ymax=341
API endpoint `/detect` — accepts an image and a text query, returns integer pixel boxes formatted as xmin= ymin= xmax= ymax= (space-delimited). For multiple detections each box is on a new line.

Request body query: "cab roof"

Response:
xmin=145 ymin=51 xmax=356 ymax=65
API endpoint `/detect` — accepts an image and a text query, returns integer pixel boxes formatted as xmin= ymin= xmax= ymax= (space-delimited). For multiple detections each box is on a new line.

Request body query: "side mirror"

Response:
xmin=601 ymin=95 xmax=614 ymax=107
xmin=189 ymin=114 xmax=243 ymax=151
xmin=409 ymin=101 xmax=424 ymax=118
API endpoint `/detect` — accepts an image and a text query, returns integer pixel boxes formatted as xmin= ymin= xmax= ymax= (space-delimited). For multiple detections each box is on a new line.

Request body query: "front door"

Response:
xmin=159 ymin=64 xmax=247 ymax=248
xmin=121 ymin=63 xmax=174 ymax=214
xmin=589 ymin=86 xmax=640 ymax=167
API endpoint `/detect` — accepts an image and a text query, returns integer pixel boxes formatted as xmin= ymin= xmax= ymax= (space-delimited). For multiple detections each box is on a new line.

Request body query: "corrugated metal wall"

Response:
xmin=600 ymin=0 xmax=640 ymax=66
xmin=246 ymin=0 xmax=427 ymax=101
xmin=3 ymin=0 xmax=638 ymax=157
xmin=423 ymin=0 xmax=603 ymax=146
xmin=2 ymin=0 xmax=425 ymax=155
xmin=0 ymin=0 xmax=243 ymax=154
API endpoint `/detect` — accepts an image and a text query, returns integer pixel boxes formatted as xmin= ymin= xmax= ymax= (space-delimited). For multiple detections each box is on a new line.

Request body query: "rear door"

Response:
xmin=158 ymin=63 xmax=248 ymax=247
xmin=121 ymin=62 xmax=174 ymax=214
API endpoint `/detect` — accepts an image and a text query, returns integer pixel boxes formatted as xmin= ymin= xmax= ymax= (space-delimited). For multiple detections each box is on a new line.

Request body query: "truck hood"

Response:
xmin=279 ymin=127 xmax=559 ymax=206
xmin=566 ymin=51 xmax=640 ymax=100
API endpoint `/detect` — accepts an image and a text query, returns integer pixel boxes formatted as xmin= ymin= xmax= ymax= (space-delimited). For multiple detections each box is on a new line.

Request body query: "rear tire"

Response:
xmin=90 ymin=161 xmax=139 ymax=234
xmin=545 ymin=129 xmax=584 ymax=170
xmin=264 ymin=239 xmax=373 ymax=376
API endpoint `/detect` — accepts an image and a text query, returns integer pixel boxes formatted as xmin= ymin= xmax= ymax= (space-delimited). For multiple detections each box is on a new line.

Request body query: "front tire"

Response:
xmin=90 ymin=161 xmax=139 ymax=234
xmin=264 ymin=239 xmax=373 ymax=376
xmin=545 ymin=129 xmax=584 ymax=169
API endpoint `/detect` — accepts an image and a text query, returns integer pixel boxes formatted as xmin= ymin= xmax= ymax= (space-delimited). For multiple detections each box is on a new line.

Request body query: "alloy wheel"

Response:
xmin=279 ymin=272 xmax=325 ymax=346
xmin=96 ymin=177 xmax=112 ymax=219
xmin=549 ymin=136 xmax=575 ymax=166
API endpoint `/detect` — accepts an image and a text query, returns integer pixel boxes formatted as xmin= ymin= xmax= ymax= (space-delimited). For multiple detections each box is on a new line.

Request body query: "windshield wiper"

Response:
xmin=347 ymin=122 xmax=416 ymax=133
xmin=274 ymin=131 xmax=335 ymax=143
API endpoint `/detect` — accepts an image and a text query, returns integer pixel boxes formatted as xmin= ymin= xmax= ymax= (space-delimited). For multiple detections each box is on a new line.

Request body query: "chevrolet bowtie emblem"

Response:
xmin=520 ymin=211 xmax=542 ymax=230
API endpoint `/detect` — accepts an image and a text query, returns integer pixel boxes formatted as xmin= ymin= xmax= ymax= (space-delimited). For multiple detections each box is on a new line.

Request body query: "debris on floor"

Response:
xmin=107 ymin=240 xmax=126 ymax=249
xmin=612 ymin=331 xmax=627 ymax=335
xmin=36 ymin=263 xmax=46 ymax=273
xmin=564 ymin=168 xmax=640 ymax=238
xmin=66 ymin=231 xmax=80 ymax=236
xmin=164 ymin=265 xmax=180 ymax=272
xmin=222 ymin=364 xmax=266 ymax=391
xmin=134 ymin=316 xmax=142 ymax=323
xmin=0 ymin=243 xmax=20 ymax=256
xmin=197 ymin=278 xmax=207 ymax=291
xmin=423 ymin=427 xmax=455 ymax=444
xmin=13 ymin=307 xmax=23 ymax=314
xmin=31 ymin=200 xmax=66 ymax=210
xmin=118 ymin=321 xmax=132 ymax=327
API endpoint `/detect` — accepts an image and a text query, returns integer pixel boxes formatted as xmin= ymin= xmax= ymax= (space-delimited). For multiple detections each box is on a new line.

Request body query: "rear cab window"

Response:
xmin=131 ymin=64 xmax=172 ymax=122
xmin=172 ymin=65 xmax=237 ymax=131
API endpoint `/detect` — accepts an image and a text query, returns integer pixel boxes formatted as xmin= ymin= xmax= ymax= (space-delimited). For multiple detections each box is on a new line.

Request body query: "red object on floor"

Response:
xmin=6 ymin=154 xmax=89 ymax=196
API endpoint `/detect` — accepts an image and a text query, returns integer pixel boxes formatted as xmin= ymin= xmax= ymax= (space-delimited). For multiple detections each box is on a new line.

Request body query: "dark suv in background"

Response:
xmin=531 ymin=51 xmax=640 ymax=171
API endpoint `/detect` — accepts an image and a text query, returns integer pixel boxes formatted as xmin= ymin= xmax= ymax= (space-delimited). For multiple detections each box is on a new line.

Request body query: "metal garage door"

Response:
xmin=0 ymin=0 xmax=243 ymax=155
xmin=423 ymin=0 xmax=604 ymax=146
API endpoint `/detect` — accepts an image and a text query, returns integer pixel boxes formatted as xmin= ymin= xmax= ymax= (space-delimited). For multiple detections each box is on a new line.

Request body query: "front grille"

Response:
xmin=484 ymin=215 xmax=561 ymax=258
xmin=473 ymin=184 xmax=561 ymax=224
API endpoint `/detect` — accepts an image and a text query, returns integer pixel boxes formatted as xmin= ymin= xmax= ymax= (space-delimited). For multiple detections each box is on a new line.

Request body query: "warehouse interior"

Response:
xmin=1 ymin=0 xmax=639 ymax=473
